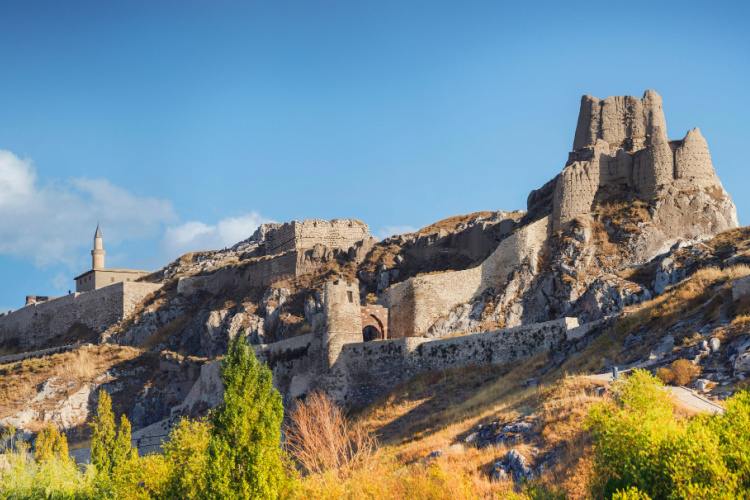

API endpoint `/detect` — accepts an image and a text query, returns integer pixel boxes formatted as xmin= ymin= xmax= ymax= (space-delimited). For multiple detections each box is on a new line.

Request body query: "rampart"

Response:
xmin=551 ymin=90 xmax=732 ymax=231
xmin=177 ymin=222 xmax=376 ymax=297
xmin=382 ymin=216 xmax=550 ymax=338
xmin=0 ymin=282 xmax=162 ymax=347
xmin=264 ymin=219 xmax=371 ymax=255
xmin=177 ymin=251 xmax=299 ymax=296
xmin=256 ymin=316 xmax=590 ymax=406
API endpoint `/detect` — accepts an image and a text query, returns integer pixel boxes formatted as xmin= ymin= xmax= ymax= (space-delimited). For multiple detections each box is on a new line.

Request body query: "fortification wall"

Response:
xmin=0 ymin=282 xmax=161 ymax=347
xmin=177 ymin=251 xmax=298 ymax=296
xmin=409 ymin=268 xmax=482 ymax=335
xmin=337 ymin=318 xmax=577 ymax=405
xmin=573 ymin=91 xmax=667 ymax=151
xmin=264 ymin=219 xmax=371 ymax=255
xmin=481 ymin=216 xmax=550 ymax=287
xmin=256 ymin=333 xmax=320 ymax=402
xmin=383 ymin=216 xmax=550 ymax=338
xmin=554 ymin=90 xmax=734 ymax=228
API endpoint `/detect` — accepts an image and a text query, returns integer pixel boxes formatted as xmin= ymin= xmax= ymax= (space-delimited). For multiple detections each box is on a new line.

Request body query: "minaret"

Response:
xmin=92 ymin=223 xmax=105 ymax=269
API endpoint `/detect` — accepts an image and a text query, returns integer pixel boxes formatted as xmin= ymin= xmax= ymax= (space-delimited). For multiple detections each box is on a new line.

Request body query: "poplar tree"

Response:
xmin=205 ymin=335 xmax=286 ymax=499
xmin=90 ymin=390 xmax=136 ymax=476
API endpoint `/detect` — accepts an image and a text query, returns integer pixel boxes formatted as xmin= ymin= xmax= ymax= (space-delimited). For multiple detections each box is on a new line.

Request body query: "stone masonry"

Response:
xmin=382 ymin=216 xmax=550 ymax=338
xmin=550 ymin=90 xmax=736 ymax=231
xmin=361 ymin=304 xmax=388 ymax=340
xmin=263 ymin=219 xmax=372 ymax=255
xmin=0 ymin=282 xmax=162 ymax=348
xmin=177 ymin=219 xmax=377 ymax=296
xmin=254 ymin=314 xmax=592 ymax=405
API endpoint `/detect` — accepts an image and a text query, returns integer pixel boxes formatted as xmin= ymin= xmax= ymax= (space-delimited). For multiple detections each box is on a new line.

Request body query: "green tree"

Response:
xmin=162 ymin=418 xmax=210 ymax=499
xmin=205 ymin=335 xmax=287 ymax=500
xmin=90 ymin=390 xmax=136 ymax=477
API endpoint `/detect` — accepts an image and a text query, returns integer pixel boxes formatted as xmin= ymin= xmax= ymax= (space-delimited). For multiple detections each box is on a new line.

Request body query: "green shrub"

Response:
xmin=612 ymin=487 xmax=652 ymax=499
xmin=585 ymin=369 xmax=750 ymax=499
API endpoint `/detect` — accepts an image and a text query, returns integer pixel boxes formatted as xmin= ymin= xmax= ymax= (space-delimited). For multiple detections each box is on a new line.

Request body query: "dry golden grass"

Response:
xmin=0 ymin=345 xmax=143 ymax=416
xmin=557 ymin=264 xmax=750 ymax=372
xmin=343 ymin=355 xmax=605 ymax=499
xmin=709 ymin=226 xmax=750 ymax=254
xmin=285 ymin=392 xmax=377 ymax=479
xmin=417 ymin=211 xmax=519 ymax=236
xmin=616 ymin=260 xmax=659 ymax=288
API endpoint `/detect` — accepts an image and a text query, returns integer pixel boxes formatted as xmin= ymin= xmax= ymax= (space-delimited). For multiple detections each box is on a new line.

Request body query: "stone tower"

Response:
xmin=547 ymin=90 xmax=737 ymax=233
xmin=92 ymin=223 xmax=105 ymax=270
xmin=321 ymin=279 xmax=363 ymax=368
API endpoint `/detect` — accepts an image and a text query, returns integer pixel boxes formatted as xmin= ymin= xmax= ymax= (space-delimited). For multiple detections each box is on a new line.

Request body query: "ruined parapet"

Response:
xmin=264 ymin=219 xmax=372 ymax=256
xmin=552 ymin=90 xmax=737 ymax=231
xmin=573 ymin=90 xmax=667 ymax=151
xmin=552 ymin=141 xmax=604 ymax=229
xmin=25 ymin=296 xmax=53 ymax=306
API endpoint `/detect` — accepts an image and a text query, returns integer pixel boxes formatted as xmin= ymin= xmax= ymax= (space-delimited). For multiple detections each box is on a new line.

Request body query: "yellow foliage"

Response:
xmin=33 ymin=425 xmax=69 ymax=464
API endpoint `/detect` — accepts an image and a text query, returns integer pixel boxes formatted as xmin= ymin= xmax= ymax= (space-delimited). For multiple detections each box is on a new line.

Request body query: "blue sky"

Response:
xmin=0 ymin=0 xmax=748 ymax=310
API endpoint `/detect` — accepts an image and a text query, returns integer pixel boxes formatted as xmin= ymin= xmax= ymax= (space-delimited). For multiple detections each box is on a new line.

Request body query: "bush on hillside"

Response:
xmin=654 ymin=359 xmax=701 ymax=386
xmin=585 ymin=369 xmax=750 ymax=499
xmin=33 ymin=424 xmax=69 ymax=464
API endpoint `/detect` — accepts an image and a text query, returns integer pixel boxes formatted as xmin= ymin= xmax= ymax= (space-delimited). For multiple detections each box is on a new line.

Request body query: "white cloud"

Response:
xmin=160 ymin=212 xmax=274 ymax=262
xmin=376 ymin=225 xmax=418 ymax=240
xmin=0 ymin=149 xmax=177 ymax=269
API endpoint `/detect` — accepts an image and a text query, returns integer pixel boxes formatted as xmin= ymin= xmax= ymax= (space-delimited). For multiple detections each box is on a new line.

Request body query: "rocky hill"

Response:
xmin=0 ymin=90 xmax=747 ymax=465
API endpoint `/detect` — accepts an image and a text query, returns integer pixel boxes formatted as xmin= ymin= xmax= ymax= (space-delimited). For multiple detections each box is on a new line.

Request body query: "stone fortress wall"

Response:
xmin=177 ymin=219 xmax=376 ymax=297
xmin=0 ymin=282 xmax=162 ymax=348
xmin=382 ymin=216 xmax=550 ymax=338
xmin=177 ymin=251 xmax=300 ymax=296
xmin=252 ymin=299 xmax=593 ymax=405
xmin=552 ymin=90 xmax=733 ymax=231
xmin=264 ymin=219 xmax=371 ymax=255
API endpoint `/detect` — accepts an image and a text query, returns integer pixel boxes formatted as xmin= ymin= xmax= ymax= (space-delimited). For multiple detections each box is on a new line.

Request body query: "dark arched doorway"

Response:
xmin=363 ymin=325 xmax=381 ymax=342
